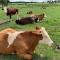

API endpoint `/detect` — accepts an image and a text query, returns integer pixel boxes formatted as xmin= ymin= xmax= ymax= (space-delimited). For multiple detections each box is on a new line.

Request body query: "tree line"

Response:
xmin=0 ymin=0 xmax=9 ymax=10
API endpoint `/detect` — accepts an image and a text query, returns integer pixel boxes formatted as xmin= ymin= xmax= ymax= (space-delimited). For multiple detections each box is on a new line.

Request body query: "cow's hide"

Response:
xmin=7 ymin=31 xmax=24 ymax=48
xmin=15 ymin=17 xmax=34 ymax=25
xmin=4 ymin=7 xmax=18 ymax=19
xmin=0 ymin=28 xmax=16 ymax=33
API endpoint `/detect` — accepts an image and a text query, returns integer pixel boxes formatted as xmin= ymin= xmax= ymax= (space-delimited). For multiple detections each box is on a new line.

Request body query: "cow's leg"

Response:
xmin=34 ymin=18 xmax=37 ymax=23
xmin=10 ymin=15 xmax=11 ymax=19
xmin=9 ymin=15 xmax=13 ymax=22
xmin=16 ymin=51 xmax=33 ymax=60
xmin=23 ymin=54 xmax=33 ymax=60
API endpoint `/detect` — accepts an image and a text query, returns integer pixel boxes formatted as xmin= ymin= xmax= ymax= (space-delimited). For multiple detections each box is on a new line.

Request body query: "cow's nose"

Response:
xmin=50 ymin=43 xmax=55 ymax=47
xmin=48 ymin=41 xmax=54 ymax=47
xmin=40 ymin=34 xmax=43 ymax=40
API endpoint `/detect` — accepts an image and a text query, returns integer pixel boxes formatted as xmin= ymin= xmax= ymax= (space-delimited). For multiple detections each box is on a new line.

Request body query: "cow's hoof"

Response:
xmin=24 ymin=54 xmax=32 ymax=60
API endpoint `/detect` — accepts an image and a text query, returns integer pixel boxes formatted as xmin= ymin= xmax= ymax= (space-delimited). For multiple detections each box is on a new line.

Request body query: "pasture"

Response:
xmin=0 ymin=3 xmax=60 ymax=60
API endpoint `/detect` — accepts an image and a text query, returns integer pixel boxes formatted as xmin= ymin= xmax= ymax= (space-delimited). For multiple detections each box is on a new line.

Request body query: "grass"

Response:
xmin=0 ymin=3 xmax=60 ymax=60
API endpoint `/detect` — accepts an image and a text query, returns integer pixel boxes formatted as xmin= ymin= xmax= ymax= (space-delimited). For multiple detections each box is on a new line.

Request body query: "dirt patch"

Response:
xmin=0 ymin=20 xmax=10 ymax=25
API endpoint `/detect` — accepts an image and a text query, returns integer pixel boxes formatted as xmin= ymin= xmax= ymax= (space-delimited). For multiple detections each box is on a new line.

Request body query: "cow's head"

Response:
xmin=35 ymin=26 xmax=53 ymax=46
xmin=38 ymin=13 xmax=47 ymax=18
xmin=32 ymin=31 xmax=43 ymax=41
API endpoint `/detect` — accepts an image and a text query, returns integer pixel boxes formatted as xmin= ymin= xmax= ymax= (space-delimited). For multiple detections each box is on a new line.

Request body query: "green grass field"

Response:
xmin=0 ymin=3 xmax=60 ymax=60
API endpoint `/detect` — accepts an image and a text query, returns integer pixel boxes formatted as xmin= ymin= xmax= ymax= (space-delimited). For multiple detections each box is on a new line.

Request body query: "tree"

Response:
xmin=0 ymin=0 xmax=9 ymax=10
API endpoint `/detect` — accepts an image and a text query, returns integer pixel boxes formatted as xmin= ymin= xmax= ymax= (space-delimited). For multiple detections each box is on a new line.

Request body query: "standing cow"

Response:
xmin=4 ymin=7 xmax=18 ymax=19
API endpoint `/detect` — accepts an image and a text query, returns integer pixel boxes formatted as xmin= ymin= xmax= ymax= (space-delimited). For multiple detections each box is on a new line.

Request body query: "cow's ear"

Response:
xmin=35 ymin=26 xmax=41 ymax=33
xmin=35 ymin=26 xmax=41 ymax=30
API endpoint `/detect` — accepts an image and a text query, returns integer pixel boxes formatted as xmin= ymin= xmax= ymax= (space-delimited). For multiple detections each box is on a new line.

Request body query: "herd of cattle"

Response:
xmin=3 ymin=7 xmax=46 ymax=25
xmin=0 ymin=6 xmax=55 ymax=60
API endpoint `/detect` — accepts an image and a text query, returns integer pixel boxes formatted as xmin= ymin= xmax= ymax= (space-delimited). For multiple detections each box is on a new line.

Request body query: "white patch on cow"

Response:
xmin=39 ymin=27 xmax=53 ymax=46
xmin=7 ymin=31 xmax=24 ymax=48
xmin=4 ymin=6 xmax=7 ymax=13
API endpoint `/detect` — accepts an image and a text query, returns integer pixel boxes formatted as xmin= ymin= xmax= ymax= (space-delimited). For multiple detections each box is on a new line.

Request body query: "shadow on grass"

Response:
xmin=0 ymin=54 xmax=23 ymax=60
xmin=33 ymin=53 xmax=48 ymax=60
xmin=0 ymin=53 xmax=48 ymax=60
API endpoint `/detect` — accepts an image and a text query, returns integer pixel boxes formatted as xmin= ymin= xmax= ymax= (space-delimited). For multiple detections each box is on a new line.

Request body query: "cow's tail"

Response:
xmin=16 ymin=9 xmax=18 ymax=14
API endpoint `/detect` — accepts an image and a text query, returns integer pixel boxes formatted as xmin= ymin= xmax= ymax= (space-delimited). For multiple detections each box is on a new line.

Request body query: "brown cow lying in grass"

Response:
xmin=37 ymin=13 xmax=45 ymax=21
xmin=0 ymin=27 xmax=53 ymax=60
xmin=30 ymin=13 xmax=47 ymax=23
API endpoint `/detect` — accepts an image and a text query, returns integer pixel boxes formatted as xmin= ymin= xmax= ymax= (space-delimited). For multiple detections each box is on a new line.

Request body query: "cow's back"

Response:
xmin=7 ymin=8 xmax=17 ymax=15
xmin=0 ymin=28 xmax=16 ymax=33
xmin=0 ymin=28 xmax=16 ymax=54
xmin=16 ymin=17 xmax=34 ymax=25
xmin=0 ymin=32 xmax=15 ymax=54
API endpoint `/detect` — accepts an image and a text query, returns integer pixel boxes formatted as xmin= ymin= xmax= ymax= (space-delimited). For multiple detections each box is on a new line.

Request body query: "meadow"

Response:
xmin=0 ymin=3 xmax=60 ymax=60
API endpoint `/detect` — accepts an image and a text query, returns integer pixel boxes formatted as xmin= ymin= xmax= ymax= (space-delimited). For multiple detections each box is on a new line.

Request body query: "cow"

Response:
xmin=15 ymin=17 xmax=38 ymax=25
xmin=0 ymin=27 xmax=43 ymax=60
xmin=29 ymin=13 xmax=47 ymax=23
xmin=4 ymin=7 xmax=18 ymax=19
xmin=0 ymin=27 xmax=53 ymax=60
xmin=27 ymin=11 xmax=33 ymax=14
xmin=34 ymin=13 xmax=45 ymax=23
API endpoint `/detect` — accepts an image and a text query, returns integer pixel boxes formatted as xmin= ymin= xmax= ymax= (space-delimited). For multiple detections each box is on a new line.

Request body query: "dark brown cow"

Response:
xmin=4 ymin=7 xmax=18 ymax=19
xmin=15 ymin=17 xmax=38 ymax=25
xmin=0 ymin=27 xmax=43 ymax=60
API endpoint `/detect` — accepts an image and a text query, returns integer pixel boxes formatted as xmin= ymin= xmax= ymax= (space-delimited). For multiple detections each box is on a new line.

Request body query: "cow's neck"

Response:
xmin=17 ymin=31 xmax=40 ymax=50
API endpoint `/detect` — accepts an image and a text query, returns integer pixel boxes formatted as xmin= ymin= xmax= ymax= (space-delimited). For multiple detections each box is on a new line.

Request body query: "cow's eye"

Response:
xmin=39 ymin=30 xmax=42 ymax=33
